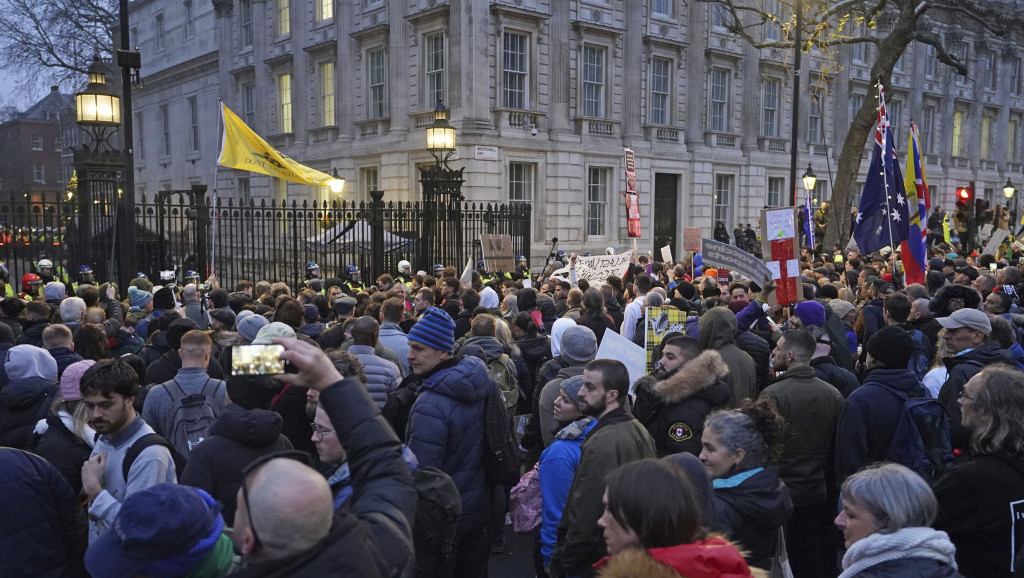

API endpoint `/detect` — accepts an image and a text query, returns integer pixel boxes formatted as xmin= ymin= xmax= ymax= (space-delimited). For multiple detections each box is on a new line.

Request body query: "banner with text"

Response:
xmin=761 ymin=207 xmax=802 ymax=305
xmin=549 ymin=250 xmax=635 ymax=285
xmin=700 ymin=238 xmax=771 ymax=283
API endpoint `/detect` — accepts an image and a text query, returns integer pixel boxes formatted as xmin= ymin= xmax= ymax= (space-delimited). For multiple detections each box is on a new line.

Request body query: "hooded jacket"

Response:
xmin=46 ymin=347 xmax=83 ymax=379
xmin=594 ymin=537 xmax=763 ymax=578
xmin=811 ymin=356 xmax=861 ymax=398
xmin=539 ymin=417 xmax=597 ymax=565
xmin=32 ymin=411 xmax=94 ymax=495
xmin=0 ymin=346 xmax=59 ymax=449
xmin=180 ymin=404 xmax=293 ymax=521
xmin=713 ymin=467 xmax=794 ymax=569
xmin=516 ymin=333 xmax=552 ymax=402
xmin=632 ymin=350 xmax=732 ymax=457
xmin=348 ymin=344 xmax=401 ymax=409
xmin=17 ymin=318 xmax=49 ymax=347
xmin=406 ymin=355 xmax=492 ymax=534
xmin=939 ymin=341 xmax=1019 ymax=450
xmin=735 ymin=330 xmax=771 ymax=396
xmin=698 ymin=308 xmax=756 ymax=407
xmin=836 ymin=367 xmax=925 ymax=483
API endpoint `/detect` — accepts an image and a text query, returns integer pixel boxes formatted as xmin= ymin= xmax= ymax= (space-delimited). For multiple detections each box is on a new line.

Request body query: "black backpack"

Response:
xmin=482 ymin=379 xmax=521 ymax=487
xmin=908 ymin=330 xmax=931 ymax=380
xmin=122 ymin=433 xmax=187 ymax=482
xmin=411 ymin=466 xmax=462 ymax=577
xmin=885 ymin=388 xmax=954 ymax=484
xmin=164 ymin=378 xmax=221 ymax=456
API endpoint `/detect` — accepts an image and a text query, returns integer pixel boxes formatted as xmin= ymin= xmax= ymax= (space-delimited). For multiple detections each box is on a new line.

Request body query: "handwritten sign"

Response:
xmin=549 ymin=250 xmax=635 ymax=285
xmin=683 ymin=227 xmax=701 ymax=251
xmin=480 ymin=234 xmax=515 ymax=272
xmin=660 ymin=245 xmax=673 ymax=264
xmin=701 ymin=238 xmax=772 ymax=283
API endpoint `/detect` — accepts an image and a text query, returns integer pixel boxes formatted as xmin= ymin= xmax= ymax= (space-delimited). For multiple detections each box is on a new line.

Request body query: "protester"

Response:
xmin=0 ymin=343 xmax=59 ymax=449
xmin=32 ymin=359 xmax=97 ymax=494
xmin=698 ymin=307 xmax=756 ymax=407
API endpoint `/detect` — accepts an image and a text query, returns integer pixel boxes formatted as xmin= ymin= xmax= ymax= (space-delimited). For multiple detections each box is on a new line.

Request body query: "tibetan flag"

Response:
xmin=853 ymin=84 xmax=910 ymax=255
xmin=218 ymin=102 xmax=338 ymax=187
xmin=900 ymin=121 xmax=930 ymax=285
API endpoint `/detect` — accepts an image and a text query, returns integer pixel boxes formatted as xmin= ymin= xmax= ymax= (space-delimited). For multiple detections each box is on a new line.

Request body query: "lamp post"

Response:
xmin=802 ymin=163 xmax=818 ymax=199
xmin=419 ymin=99 xmax=464 ymax=270
xmin=74 ymin=56 xmax=123 ymax=283
xmin=328 ymin=168 xmax=346 ymax=195
xmin=1005 ymin=178 xmax=1017 ymax=236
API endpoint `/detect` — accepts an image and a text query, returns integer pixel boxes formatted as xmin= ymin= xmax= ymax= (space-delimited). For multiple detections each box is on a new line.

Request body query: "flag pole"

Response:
xmin=877 ymin=81 xmax=899 ymax=277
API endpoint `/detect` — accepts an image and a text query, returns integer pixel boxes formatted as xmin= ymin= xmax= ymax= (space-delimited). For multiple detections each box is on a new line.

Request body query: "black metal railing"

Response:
xmin=0 ymin=189 xmax=531 ymax=293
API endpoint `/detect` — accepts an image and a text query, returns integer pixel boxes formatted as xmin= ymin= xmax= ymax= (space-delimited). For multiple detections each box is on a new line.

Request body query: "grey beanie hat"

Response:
xmin=561 ymin=375 xmax=585 ymax=406
xmin=560 ymin=325 xmax=597 ymax=363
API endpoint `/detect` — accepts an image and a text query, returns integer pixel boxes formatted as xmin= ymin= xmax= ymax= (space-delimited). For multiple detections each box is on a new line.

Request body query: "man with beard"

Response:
xmin=631 ymin=336 xmax=732 ymax=457
xmin=79 ymin=359 xmax=177 ymax=542
xmin=551 ymin=359 xmax=656 ymax=578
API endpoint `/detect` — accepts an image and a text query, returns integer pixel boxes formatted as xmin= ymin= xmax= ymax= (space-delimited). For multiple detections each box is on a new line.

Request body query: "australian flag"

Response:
xmin=853 ymin=84 xmax=910 ymax=255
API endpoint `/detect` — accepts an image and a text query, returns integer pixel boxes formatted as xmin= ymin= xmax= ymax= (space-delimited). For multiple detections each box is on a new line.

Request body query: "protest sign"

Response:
xmin=660 ymin=245 xmax=673 ymax=264
xmin=480 ymin=234 xmax=515 ymax=272
xmin=643 ymin=307 xmax=688 ymax=373
xmin=596 ymin=329 xmax=647 ymax=396
xmin=700 ymin=238 xmax=771 ymax=283
xmin=761 ymin=207 xmax=802 ymax=305
xmin=683 ymin=227 xmax=701 ymax=251
xmin=549 ymin=250 xmax=635 ymax=285
xmin=983 ymin=228 xmax=1009 ymax=256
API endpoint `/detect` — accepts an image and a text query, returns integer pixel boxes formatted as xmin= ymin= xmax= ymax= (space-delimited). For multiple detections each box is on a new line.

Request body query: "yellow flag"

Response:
xmin=217 ymin=102 xmax=336 ymax=187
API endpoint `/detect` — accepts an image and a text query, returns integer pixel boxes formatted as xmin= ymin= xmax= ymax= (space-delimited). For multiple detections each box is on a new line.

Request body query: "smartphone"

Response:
xmin=232 ymin=344 xmax=288 ymax=375
xmin=990 ymin=263 xmax=998 ymax=271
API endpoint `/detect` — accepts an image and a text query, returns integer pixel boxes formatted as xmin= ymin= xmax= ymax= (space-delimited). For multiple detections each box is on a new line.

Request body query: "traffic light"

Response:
xmin=956 ymin=184 xmax=974 ymax=206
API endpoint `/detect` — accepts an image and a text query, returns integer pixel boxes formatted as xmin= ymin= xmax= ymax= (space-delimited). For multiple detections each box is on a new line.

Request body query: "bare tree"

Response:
xmin=0 ymin=0 xmax=117 ymax=93
xmin=703 ymin=0 xmax=1022 ymax=248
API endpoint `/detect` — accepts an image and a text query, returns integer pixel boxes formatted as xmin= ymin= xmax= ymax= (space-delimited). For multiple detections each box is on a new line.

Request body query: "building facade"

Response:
xmin=127 ymin=0 xmax=1024 ymax=263
xmin=0 ymin=86 xmax=76 ymax=203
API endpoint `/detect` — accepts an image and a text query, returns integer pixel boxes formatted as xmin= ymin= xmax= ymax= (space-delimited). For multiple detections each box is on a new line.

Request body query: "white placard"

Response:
xmin=596 ymin=329 xmax=648 ymax=396
xmin=787 ymin=259 xmax=800 ymax=277
xmin=766 ymin=261 xmax=782 ymax=279
xmin=660 ymin=245 xmax=673 ymax=264
xmin=766 ymin=209 xmax=796 ymax=240
xmin=549 ymin=251 xmax=635 ymax=285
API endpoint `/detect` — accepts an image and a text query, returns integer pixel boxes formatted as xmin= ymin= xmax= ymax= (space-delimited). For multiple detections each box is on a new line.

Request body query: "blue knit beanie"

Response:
xmin=408 ymin=307 xmax=456 ymax=353
xmin=128 ymin=285 xmax=153 ymax=309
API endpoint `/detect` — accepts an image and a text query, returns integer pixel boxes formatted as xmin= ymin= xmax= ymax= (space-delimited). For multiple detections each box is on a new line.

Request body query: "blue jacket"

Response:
xmin=46 ymin=347 xmax=84 ymax=379
xmin=539 ymin=418 xmax=596 ymax=565
xmin=407 ymin=356 xmax=491 ymax=534
xmin=836 ymin=367 xmax=925 ymax=483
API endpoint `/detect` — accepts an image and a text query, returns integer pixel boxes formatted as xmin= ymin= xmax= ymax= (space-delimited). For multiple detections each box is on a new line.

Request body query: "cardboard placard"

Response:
xmin=660 ymin=245 xmax=673 ymax=264
xmin=700 ymin=238 xmax=772 ymax=283
xmin=983 ymin=229 xmax=1009 ymax=256
xmin=683 ymin=227 xmax=701 ymax=251
xmin=480 ymin=234 xmax=515 ymax=272
xmin=549 ymin=250 xmax=635 ymax=286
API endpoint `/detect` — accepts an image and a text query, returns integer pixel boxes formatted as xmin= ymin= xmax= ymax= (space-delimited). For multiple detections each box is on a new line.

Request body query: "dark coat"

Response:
xmin=810 ymin=356 xmax=861 ymax=398
xmin=836 ymin=367 xmax=925 ymax=483
xmin=604 ymin=297 xmax=624 ymax=331
xmin=453 ymin=309 xmax=473 ymax=341
xmin=713 ymin=467 xmax=794 ymax=570
xmin=180 ymin=404 xmax=292 ymax=521
xmin=270 ymin=383 xmax=316 ymax=457
xmin=734 ymin=330 xmax=770 ymax=396
xmin=46 ymin=347 xmax=84 ymax=379
xmin=632 ymin=350 xmax=732 ymax=457
xmin=0 ymin=376 xmax=59 ymax=450
xmin=934 ymin=451 xmax=1024 ymax=578
xmin=0 ymin=316 xmax=23 ymax=341
xmin=516 ymin=334 xmax=552 ymax=402
xmin=406 ymin=355 xmax=491 ymax=534
xmin=33 ymin=412 xmax=93 ymax=495
xmin=230 ymin=378 xmax=416 ymax=578
xmin=17 ymin=319 xmax=48 ymax=347
xmin=0 ymin=448 xmax=88 ymax=578
xmin=138 ymin=330 xmax=171 ymax=368
xmin=143 ymin=348 xmax=225 ymax=385
xmin=845 ymin=558 xmax=963 ymax=578
xmin=939 ymin=342 xmax=1018 ymax=450
xmin=577 ymin=314 xmax=617 ymax=346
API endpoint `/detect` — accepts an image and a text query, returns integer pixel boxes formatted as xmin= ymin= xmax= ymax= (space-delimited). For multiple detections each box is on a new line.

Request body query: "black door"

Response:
xmin=653 ymin=173 xmax=679 ymax=260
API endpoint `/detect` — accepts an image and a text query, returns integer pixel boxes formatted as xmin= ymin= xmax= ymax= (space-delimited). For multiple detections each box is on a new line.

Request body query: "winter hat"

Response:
xmin=303 ymin=304 xmax=320 ymax=323
xmin=153 ymin=287 xmax=175 ymax=310
xmin=560 ymin=325 xmax=598 ymax=363
xmin=235 ymin=309 xmax=255 ymax=324
xmin=407 ymin=307 xmax=456 ymax=353
xmin=209 ymin=308 xmax=236 ymax=328
xmin=928 ymin=257 xmax=945 ymax=271
xmin=60 ymin=360 xmax=96 ymax=402
xmin=793 ymin=301 xmax=826 ymax=326
xmin=827 ymin=299 xmax=855 ymax=320
xmin=226 ymin=374 xmax=283 ymax=410
xmin=865 ymin=326 xmax=914 ymax=369
xmin=5 ymin=344 xmax=58 ymax=382
xmin=128 ymin=286 xmax=154 ymax=309
xmin=236 ymin=314 xmax=269 ymax=342
xmin=43 ymin=282 xmax=66 ymax=302
xmin=0 ymin=323 xmax=13 ymax=344
xmin=675 ymin=281 xmax=696 ymax=300
xmin=166 ymin=318 xmax=200 ymax=350
xmin=252 ymin=321 xmax=296 ymax=345
xmin=560 ymin=375 xmax=585 ymax=406
xmin=480 ymin=286 xmax=500 ymax=310
xmin=228 ymin=291 xmax=253 ymax=313
xmin=85 ymin=484 xmax=226 ymax=578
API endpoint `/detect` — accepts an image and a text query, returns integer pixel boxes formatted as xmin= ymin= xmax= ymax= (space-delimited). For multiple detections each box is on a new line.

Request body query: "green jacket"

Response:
xmin=758 ymin=364 xmax=844 ymax=507
xmin=552 ymin=407 xmax=656 ymax=577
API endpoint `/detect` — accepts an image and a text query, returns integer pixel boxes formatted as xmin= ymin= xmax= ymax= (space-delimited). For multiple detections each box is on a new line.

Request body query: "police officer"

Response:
xmin=19 ymin=273 xmax=42 ymax=300
xmin=71 ymin=265 xmax=95 ymax=294
xmin=306 ymin=261 xmax=321 ymax=280
xmin=35 ymin=258 xmax=69 ymax=285
xmin=433 ymin=263 xmax=445 ymax=277
xmin=514 ymin=254 xmax=531 ymax=281
xmin=396 ymin=260 xmax=413 ymax=286
xmin=344 ymin=265 xmax=365 ymax=293
xmin=184 ymin=269 xmax=201 ymax=286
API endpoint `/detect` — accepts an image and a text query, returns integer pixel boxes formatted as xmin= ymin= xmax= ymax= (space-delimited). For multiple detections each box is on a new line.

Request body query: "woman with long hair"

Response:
xmin=73 ymin=323 xmax=109 ymax=361
xmin=701 ymin=399 xmax=793 ymax=569
xmin=933 ymin=365 xmax=1024 ymax=578
xmin=595 ymin=459 xmax=761 ymax=578
xmin=32 ymin=360 xmax=97 ymax=494
xmin=576 ymin=287 xmax=616 ymax=345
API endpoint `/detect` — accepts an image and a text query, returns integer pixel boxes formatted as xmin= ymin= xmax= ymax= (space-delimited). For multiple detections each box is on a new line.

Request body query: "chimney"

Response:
xmin=50 ymin=86 xmax=59 ymax=93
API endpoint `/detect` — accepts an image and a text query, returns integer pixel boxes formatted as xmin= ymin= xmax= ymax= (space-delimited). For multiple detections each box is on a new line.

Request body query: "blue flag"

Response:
xmin=803 ymin=192 xmax=816 ymax=250
xmin=853 ymin=84 xmax=909 ymax=255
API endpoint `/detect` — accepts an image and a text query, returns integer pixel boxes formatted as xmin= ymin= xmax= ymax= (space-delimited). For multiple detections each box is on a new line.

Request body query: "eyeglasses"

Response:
xmin=957 ymin=391 xmax=975 ymax=401
xmin=310 ymin=422 xmax=334 ymax=440
xmin=239 ymin=450 xmax=313 ymax=548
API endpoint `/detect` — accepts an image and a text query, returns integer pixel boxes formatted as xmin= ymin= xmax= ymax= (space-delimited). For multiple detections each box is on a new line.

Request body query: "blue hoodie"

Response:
xmin=538 ymin=417 xmax=597 ymax=565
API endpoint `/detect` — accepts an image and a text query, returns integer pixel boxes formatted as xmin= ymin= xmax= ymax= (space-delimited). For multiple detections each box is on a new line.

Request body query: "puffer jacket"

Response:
xmin=938 ymin=341 xmax=1019 ymax=450
xmin=713 ymin=467 xmax=794 ymax=569
xmin=0 ymin=448 xmax=88 ymax=578
xmin=348 ymin=345 xmax=401 ymax=409
xmin=632 ymin=350 xmax=732 ymax=457
xmin=698 ymin=308 xmax=756 ymax=407
xmin=180 ymin=404 xmax=293 ymax=521
xmin=46 ymin=347 xmax=84 ymax=379
xmin=836 ymin=367 xmax=925 ymax=483
xmin=594 ymin=536 xmax=762 ymax=578
xmin=0 ymin=376 xmax=59 ymax=449
xmin=407 ymin=355 xmax=492 ymax=534
xmin=32 ymin=411 xmax=93 ymax=495
xmin=538 ymin=417 xmax=597 ymax=565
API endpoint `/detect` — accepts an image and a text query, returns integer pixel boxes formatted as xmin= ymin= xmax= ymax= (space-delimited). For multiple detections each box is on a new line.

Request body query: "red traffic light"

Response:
xmin=956 ymin=186 xmax=973 ymax=202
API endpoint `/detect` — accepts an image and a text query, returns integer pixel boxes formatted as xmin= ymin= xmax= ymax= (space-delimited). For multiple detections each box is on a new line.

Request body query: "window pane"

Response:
xmin=509 ymin=162 xmax=534 ymax=206
xmin=587 ymin=168 xmax=608 ymax=236
xmin=278 ymin=73 xmax=292 ymax=133
xmin=369 ymin=49 xmax=386 ymax=119
xmin=318 ymin=0 xmax=333 ymax=21
xmin=710 ymin=68 xmax=729 ymax=132
xmin=952 ymin=111 xmax=963 ymax=157
xmin=242 ymin=83 xmax=255 ymax=127
xmin=425 ymin=34 xmax=445 ymax=108
xmin=887 ymin=100 xmax=901 ymax=145
xmin=503 ymin=32 xmax=528 ymax=109
xmin=653 ymin=0 xmax=671 ymax=16
xmin=762 ymin=79 xmax=779 ymax=137
xmin=650 ymin=58 xmax=670 ymax=125
xmin=240 ymin=0 xmax=252 ymax=47
xmin=278 ymin=0 xmax=290 ymax=35
xmin=582 ymin=46 xmax=606 ymax=118
xmin=189 ymin=96 xmax=199 ymax=152
xmin=921 ymin=106 xmax=934 ymax=152
xmin=763 ymin=0 xmax=780 ymax=41
xmin=767 ymin=177 xmax=784 ymax=207
xmin=808 ymin=97 xmax=822 ymax=143
xmin=714 ymin=174 xmax=733 ymax=224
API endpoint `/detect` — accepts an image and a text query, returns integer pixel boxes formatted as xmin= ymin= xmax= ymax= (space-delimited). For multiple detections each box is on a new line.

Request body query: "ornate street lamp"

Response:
xmin=802 ymin=164 xmax=817 ymax=195
xmin=425 ymin=100 xmax=456 ymax=166
xmin=328 ymin=168 xmax=345 ymax=194
xmin=75 ymin=56 xmax=122 ymax=154
xmin=419 ymin=98 xmax=464 ymax=270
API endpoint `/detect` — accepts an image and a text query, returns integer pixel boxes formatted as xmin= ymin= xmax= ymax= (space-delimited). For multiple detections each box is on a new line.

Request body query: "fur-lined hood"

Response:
xmin=596 ymin=538 xmax=768 ymax=578
xmin=637 ymin=350 xmax=729 ymax=404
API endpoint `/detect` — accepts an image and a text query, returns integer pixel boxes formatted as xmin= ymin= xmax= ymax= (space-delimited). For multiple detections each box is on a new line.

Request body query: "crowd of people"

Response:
xmin=0 ymin=244 xmax=1023 ymax=578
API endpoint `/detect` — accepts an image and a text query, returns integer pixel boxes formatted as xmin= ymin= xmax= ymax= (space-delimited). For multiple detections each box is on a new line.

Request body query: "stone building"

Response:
xmin=127 ymin=0 xmax=1024 ymax=262
xmin=0 ymin=86 xmax=76 ymax=203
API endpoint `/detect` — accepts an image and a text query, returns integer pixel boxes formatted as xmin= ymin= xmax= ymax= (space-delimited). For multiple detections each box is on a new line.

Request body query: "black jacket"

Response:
xmin=810 ymin=356 xmax=861 ymax=398
xmin=713 ymin=467 xmax=793 ymax=569
xmin=604 ymin=298 xmax=624 ymax=332
xmin=453 ymin=309 xmax=473 ymax=341
xmin=138 ymin=330 xmax=171 ymax=368
xmin=0 ymin=448 xmax=88 ymax=578
xmin=17 ymin=319 xmax=48 ymax=347
xmin=0 ymin=316 xmax=23 ymax=341
xmin=632 ymin=351 xmax=732 ymax=457
xmin=46 ymin=347 xmax=84 ymax=379
xmin=230 ymin=378 xmax=416 ymax=578
xmin=268 ymin=383 xmax=316 ymax=457
xmin=938 ymin=342 xmax=1018 ymax=450
xmin=33 ymin=412 xmax=93 ymax=495
xmin=0 ymin=376 xmax=58 ymax=449
xmin=180 ymin=405 xmax=293 ymax=521
xmin=144 ymin=348 xmax=225 ymax=385
xmin=735 ymin=330 xmax=771 ymax=395
xmin=516 ymin=334 xmax=552 ymax=402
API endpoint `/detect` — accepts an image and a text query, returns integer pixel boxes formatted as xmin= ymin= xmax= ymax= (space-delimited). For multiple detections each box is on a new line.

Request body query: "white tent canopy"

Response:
xmin=303 ymin=220 xmax=415 ymax=254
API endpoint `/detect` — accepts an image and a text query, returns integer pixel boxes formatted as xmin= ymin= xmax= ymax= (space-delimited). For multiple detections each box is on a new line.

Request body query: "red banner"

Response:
xmin=625 ymin=192 xmax=641 ymax=238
